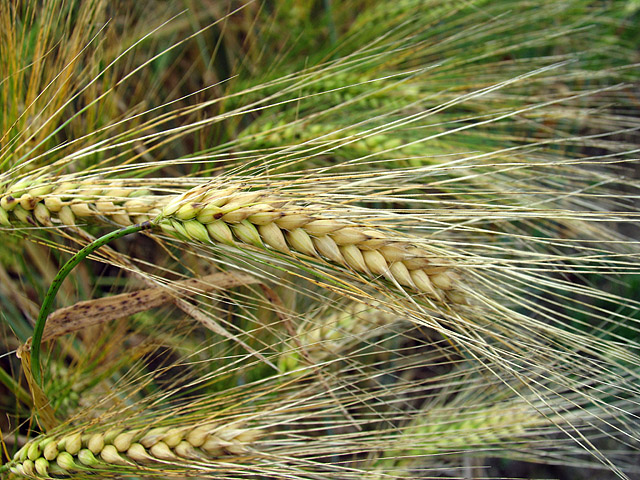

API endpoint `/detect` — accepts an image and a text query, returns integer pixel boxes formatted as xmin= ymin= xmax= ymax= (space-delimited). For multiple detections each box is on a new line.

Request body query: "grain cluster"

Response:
xmin=0 ymin=179 xmax=464 ymax=302
xmin=10 ymin=422 xmax=261 ymax=477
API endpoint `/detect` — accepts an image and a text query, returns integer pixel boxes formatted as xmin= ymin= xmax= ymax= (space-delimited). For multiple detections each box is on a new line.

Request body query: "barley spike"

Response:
xmin=0 ymin=180 xmax=464 ymax=302
xmin=9 ymin=422 xmax=262 ymax=477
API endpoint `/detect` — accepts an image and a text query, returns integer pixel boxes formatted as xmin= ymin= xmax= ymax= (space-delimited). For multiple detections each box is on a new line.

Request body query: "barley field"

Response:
xmin=1 ymin=1 xmax=639 ymax=479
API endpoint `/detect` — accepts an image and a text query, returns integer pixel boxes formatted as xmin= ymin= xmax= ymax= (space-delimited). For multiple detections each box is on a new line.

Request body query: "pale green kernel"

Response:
xmin=183 ymin=220 xmax=210 ymax=243
xmin=175 ymin=202 xmax=200 ymax=220
xmin=162 ymin=428 xmax=185 ymax=448
xmin=185 ymin=426 xmax=211 ymax=448
xmin=63 ymin=432 xmax=82 ymax=455
xmin=14 ymin=442 xmax=29 ymax=461
xmin=195 ymin=203 xmax=223 ymax=224
xmin=232 ymin=220 xmax=263 ymax=247
xmin=175 ymin=440 xmax=199 ymax=459
xmin=206 ymin=220 xmax=235 ymax=246
xmin=19 ymin=193 xmax=38 ymax=210
xmin=114 ymin=430 xmax=139 ymax=452
xmin=56 ymin=451 xmax=77 ymax=470
xmin=13 ymin=205 xmax=33 ymax=225
xmin=33 ymin=203 xmax=51 ymax=225
xmin=22 ymin=459 xmax=35 ymax=476
xmin=383 ymin=138 xmax=403 ymax=150
xmin=78 ymin=448 xmax=99 ymax=466
xmin=0 ymin=195 xmax=18 ymax=211
xmin=44 ymin=195 xmax=63 ymax=212
xmin=0 ymin=206 xmax=9 ymax=226
xmin=126 ymin=443 xmax=149 ymax=462
xmin=128 ymin=188 xmax=151 ymax=198
xmin=87 ymin=433 xmax=105 ymax=454
xmin=43 ymin=439 xmax=59 ymax=460
xmin=159 ymin=220 xmax=177 ymax=236
xmin=35 ymin=457 xmax=49 ymax=476
xmin=247 ymin=210 xmax=282 ymax=226
xmin=58 ymin=205 xmax=76 ymax=226
xmin=162 ymin=197 xmax=185 ymax=217
xmin=27 ymin=440 xmax=41 ymax=461
xmin=100 ymin=444 xmax=128 ymax=465
xmin=104 ymin=188 xmax=131 ymax=199
xmin=53 ymin=181 xmax=79 ymax=194
xmin=170 ymin=219 xmax=189 ymax=239
xmin=8 ymin=178 xmax=33 ymax=194
xmin=287 ymin=228 xmax=317 ymax=256
xmin=149 ymin=441 xmax=176 ymax=461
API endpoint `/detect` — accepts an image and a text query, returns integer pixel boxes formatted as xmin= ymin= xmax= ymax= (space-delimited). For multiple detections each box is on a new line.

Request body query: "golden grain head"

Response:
xmin=10 ymin=422 xmax=261 ymax=477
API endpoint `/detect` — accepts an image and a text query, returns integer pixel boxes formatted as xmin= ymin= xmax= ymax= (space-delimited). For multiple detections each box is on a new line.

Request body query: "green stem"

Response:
xmin=31 ymin=221 xmax=152 ymax=386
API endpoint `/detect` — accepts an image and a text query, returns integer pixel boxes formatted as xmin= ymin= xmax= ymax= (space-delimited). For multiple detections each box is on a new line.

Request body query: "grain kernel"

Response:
xmin=150 ymin=441 xmax=177 ymax=461
xmin=275 ymin=213 xmax=313 ymax=230
xmin=259 ymin=222 xmax=289 ymax=252
xmin=304 ymin=219 xmax=346 ymax=236
xmin=363 ymin=249 xmax=388 ymax=276
xmin=87 ymin=433 xmax=104 ymax=454
xmin=0 ymin=207 xmax=9 ymax=226
xmin=162 ymin=428 xmax=184 ymax=448
xmin=43 ymin=439 xmax=59 ymax=460
xmin=100 ymin=444 xmax=129 ymax=465
xmin=77 ymin=449 xmax=99 ymax=466
xmin=196 ymin=203 xmax=224 ymax=223
xmin=44 ymin=196 xmax=63 ymax=212
xmin=232 ymin=220 xmax=262 ymax=247
xmin=286 ymin=228 xmax=316 ymax=256
xmin=206 ymin=220 xmax=235 ymax=245
xmin=186 ymin=426 xmax=211 ymax=447
xmin=313 ymin=235 xmax=343 ymax=263
xmin=58 ymin=206 xmax=76 ymax=226
xmin=340 ymin=244 xmax=368 ymax=273
xmin=63 ymin=432 xmax=82 ymax=455
xmin=33 ymin=203 xmax=52 ymax=225
xmin=114 ymin=430 xmax=138 ymax=452
xmin=431 ymin=271 xmax=454 ymax=290
xmin=27 ymin=440 xmax=41 ymax=461
xmin=127 ymin=443 xmax=150 ymax=462
xmin=183 ymin=220 xmax=210 ymax=243
xmin=56 ymin=451 xmax=76 ymax=470
xmin=330 ymin=227 xmax=369 ymax=245
xmin=34 ymin=457 xmax=49 ymax=476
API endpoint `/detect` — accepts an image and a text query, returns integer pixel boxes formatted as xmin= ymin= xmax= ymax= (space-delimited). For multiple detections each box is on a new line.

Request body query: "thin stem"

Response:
xmin=30 ymin=221 xmax=152 ymax=386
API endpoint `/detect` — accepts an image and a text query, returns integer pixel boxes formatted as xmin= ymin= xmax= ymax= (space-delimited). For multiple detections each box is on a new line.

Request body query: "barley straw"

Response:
xmin=0 ymin=179 xmax=465 ymax=302
xmin=9 ymin=421 xmax=261 ymax=477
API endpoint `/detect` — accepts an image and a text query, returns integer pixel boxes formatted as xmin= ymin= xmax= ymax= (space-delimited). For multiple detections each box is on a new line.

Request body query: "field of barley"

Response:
xmin=1 ymin=1 xmax=639 ymax=479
